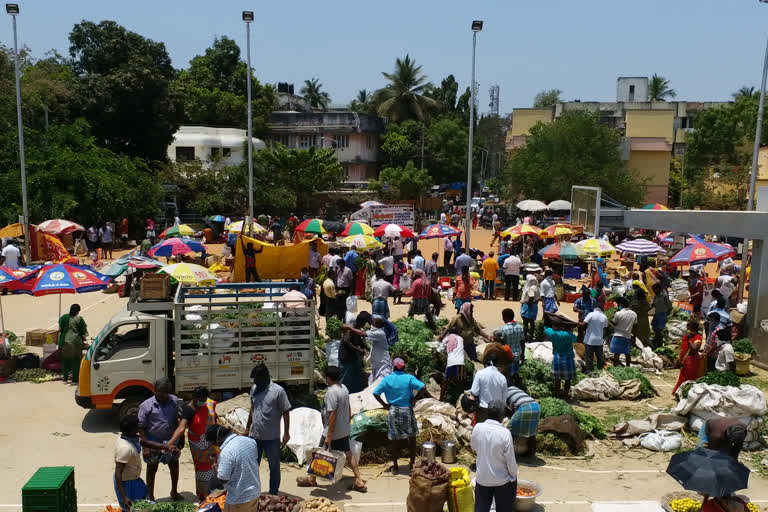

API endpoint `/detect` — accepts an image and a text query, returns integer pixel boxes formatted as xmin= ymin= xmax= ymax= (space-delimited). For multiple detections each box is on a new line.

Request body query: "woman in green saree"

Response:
xmin=58 ymin=304 xmax=88 ymax=383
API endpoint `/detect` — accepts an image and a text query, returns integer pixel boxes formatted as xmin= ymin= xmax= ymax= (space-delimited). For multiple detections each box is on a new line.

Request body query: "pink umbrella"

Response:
xmin=37 ymin=219 xmax=85 ymax=235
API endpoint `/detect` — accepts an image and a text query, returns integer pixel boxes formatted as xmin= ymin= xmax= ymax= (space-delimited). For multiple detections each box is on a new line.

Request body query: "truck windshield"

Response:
xmin=94 ymin=322 xmax=151 ymax=362
xmin=85 ymin=321 xmax=112 ymax=360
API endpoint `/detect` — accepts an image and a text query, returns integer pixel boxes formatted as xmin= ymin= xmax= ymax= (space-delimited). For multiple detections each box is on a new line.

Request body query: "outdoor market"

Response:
xmin=1 ymin=198 xmax=767 ymax=512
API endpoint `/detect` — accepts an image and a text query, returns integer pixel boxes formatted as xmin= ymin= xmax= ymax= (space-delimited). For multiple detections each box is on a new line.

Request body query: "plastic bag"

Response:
xmin=326 ymin=339 xmax=340 ymax=367
xmin=639 ymin=430 xmax=681 ymax=452
xmin=349 ymin=411 xmax=388 ymax=440
xmin=447 ymin=467 xmax=474 ymax=512
xmin=282 ymin=407 xmax=323 ymax=464
xmin=306 ymin=448 xmax=346 ymax=482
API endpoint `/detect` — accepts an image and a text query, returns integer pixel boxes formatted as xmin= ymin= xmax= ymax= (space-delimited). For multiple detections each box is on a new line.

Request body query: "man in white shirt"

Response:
xmin=716 ymin=274 xmax=738 ymax=307
xmin=581 ymin=307 xmax=607 ymax=373
xmin=471 ymin=400 xmax=518 ymax=512
xmin=1 ymin=241 xmax=22 ymax=267
xmin=308 ymin=242 xmax=321 ymax=278
xmin=391 ymin=237 xmax=404 ymax=257
xmin=715 ymin=335 xmax=735 ymax=372
xmin=437 ymin=331 xmax=465 ymax=401
xmin=378 ymin=254 xmax=395 ymax=284
xmin=610 ymin=297 xmax=638 ymax=368
xmin=443 ymin=237 xmax=454 ymax=269
xmin=440 ymin=211 xmax=447 ymax=224
xmin=502 ymin=253 xmax=521 ymax=301
xmin=469 ymin=353 xmax=507 ymax=423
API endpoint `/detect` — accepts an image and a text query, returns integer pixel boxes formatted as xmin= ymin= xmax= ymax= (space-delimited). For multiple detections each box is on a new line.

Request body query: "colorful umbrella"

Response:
xmin=159 ymin=263 xmax=216 ymax=286
xmin=615 ymin=239 xmax=664 ymax=255
xmin=373 ymin=224 xmax=416 ymax=239
xmin=37 ymin=219 xmax=85 ymax=235
xmin=209 ymin=215 xmax=226 ymax=223
xmin=100 ymin=256 xmax=165 ymax=277
xmin=159 ymin=224 xmax=195 ymax=239
xmin=658 ymin=232 xmax=698 ymax=244
xmin=501 ymin=223 xmax=541 ymax=239
xmin=539 ymin=224 xmax=574 ymax=239
xmin=669 ymin=237 xmax=736 ymax=267
xmin=16 ymin=263 xmax=110 ymax=297
xmin=419 ymin=224 xmax=462 ymax=239
xmin=148 ymin=237 xmax=207 ymax=258
xmin=538 ymin=242 xmax=585 ymax=260
xmin=0 ymin=266 xmax=39 ymax=342
xmin=227 ymin=220 xmax=266 ymax=234
xmin=340 ymin=222 xmax=374 ymax=236
xmin=643 ymin=203 xmax=669 ymax=210
xmin=295 ymin=218 xmax=326 ymax=235
xmin=342 ymin=234 xmax=384 ymax=251
xmin=577 ymin=238 xmax=616 ymax=257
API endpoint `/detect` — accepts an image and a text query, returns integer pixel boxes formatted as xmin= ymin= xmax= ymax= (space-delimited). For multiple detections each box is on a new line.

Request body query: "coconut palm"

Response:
xmin=733 ymin=86 xmax=757 ymax=99
xmin=648 ymin=74 xmax=676 ymax=101
xmin=349 ymin=89 xmax=373 ymax=113
xmin=301 ymin=78 xmax=330 ymax=111
xmin=374 ymin=54 xmax=437 ymax=122
xmin=355 ymin=89 xmax=371 ymax=104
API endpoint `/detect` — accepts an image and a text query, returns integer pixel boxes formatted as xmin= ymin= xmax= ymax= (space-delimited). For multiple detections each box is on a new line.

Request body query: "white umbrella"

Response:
xmin=547 ymin=200 xmax=571 ymax=210
xmin=516 ymin=199 xmax=548 ymax=212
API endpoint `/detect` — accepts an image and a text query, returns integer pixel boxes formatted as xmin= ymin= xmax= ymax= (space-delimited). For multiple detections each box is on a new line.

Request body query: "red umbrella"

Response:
xmin=372 ymin=224 xmax=416 ymax=239
xmin=37 ymin=219 xmax=85 ymax=235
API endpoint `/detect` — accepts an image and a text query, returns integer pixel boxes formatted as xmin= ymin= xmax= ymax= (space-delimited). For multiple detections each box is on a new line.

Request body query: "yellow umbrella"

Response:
xmin=539 ymin=224 xmax=574 ymax=239
xmin=342 ymin=234 xmax=384 ymax=251
xmin=576 ymin=237 xmax=616 ymax=257
xmin=228 ymin=220 xmax=266 ymax=234
xmin=501 ymin=223 xmax=541 ymax=239
xmin=159 ymin=263 xmax=216 ymax=285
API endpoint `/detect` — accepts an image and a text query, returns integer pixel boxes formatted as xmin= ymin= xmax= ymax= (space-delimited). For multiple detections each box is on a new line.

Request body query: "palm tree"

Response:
xmin=374 ymin=54 xmax=437 ymax=122
xmin=300 ymin=78 xmax=330 ymax=111
xmin=733 ymin=86 xmax=757 ymax=100
xmin=355 ymin=89 xmax=371 ymax=104
xmin=648 ymin=74 xmax=676 ymax=101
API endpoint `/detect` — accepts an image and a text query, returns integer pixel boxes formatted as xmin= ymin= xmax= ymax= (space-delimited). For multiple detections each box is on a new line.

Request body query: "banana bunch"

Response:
xmin=669 ymin=498 xmax=701 ymax=512
xmin=13 ymin=368 xmax=58 ymax=383
xmin=747 ymin=503 xmax=759 ymax=512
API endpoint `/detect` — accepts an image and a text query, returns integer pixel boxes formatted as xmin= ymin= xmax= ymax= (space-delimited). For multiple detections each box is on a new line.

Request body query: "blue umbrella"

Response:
xmin=210 ymin=215 xmax=226 ymax=223
xmin=148 ymin=237 xmax=207 ymax=258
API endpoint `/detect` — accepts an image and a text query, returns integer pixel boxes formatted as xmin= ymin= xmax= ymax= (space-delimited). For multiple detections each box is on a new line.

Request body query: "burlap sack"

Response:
xmin=406 ymin=461 xmax=450 ymax=512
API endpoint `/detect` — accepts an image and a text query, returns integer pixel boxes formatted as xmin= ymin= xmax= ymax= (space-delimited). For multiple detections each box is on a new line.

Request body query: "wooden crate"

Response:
xmin=26 ymin=328 xmax=58 ymax=347
xmin=140 ymin=273 xmax=171 ymax=300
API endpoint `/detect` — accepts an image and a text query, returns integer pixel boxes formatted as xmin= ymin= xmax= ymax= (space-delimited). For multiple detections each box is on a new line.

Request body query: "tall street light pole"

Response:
xmin=738 ymin=24 xmax=768 ymax=302
xmin=243 ymin=11 xmax=254 ymax=234
xmin=7 ymin=3 xmax=30 ymax=264
xmin=465 ymin=20 xmax=483 ymax=250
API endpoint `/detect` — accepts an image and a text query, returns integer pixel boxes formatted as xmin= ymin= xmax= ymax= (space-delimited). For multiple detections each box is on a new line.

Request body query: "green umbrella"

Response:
xmin=296 ymin=218 xmax=326 ymax=235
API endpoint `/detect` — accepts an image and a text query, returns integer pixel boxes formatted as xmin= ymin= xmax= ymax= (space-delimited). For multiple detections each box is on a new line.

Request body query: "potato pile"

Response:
xmin=255 ymin=495 xmax=301 ymax=512
xmin=302 ymin=498 xmax=340 ymax=512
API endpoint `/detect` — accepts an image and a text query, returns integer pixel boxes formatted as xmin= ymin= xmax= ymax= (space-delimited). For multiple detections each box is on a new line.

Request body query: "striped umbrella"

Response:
xmin=615 ymin=239 xmax=664 ymax=255
xmin=577 ymin=238 xmax=616 ymax=257
xmin=419 ymin=224 xmax=462 ymax=239
xmin=373 ymin=224 xmax=415 ymax=239
xmin=340 ymin=222 xmax=374 ymax=236
xmin=538 ymin=242 xmax=585 ymax=261
xmin=148 ymin=237 xmax=206 ymax=257
xmin=501 ymin=223 xmax=541 ymax=239
xmin=539 ymin=224 xmax=574 ymax=239
xmin=227 ymin=220 xmax=266 ymax=234
xmin=643 ymin=203 xmax=669 ymax=210
xmin=296 ymin=218 xmax=326 ymax=235
xmin=159 ymin=224 xmax=195 ymax=239
xmin=342 ymin=234 xmax=384 ymax=251
xmin=159 ymin=263 xmax=216 ymax=286
xmin=16 ymin=263 xmax=110 ymax=296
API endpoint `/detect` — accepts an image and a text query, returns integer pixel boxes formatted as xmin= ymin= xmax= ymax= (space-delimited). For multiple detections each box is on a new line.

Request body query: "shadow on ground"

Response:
xmin=81 ymin=408 xmax=119 ymax=434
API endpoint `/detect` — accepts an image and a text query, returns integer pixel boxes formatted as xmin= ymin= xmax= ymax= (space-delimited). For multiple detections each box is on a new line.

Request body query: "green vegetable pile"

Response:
xmin=537 ymin=432 xmax=571 ymax=455
xmin=574 ymin=410 xmax=607 ymax=439
xmin=393 ymin=317 xmax=436 ymax=345
xmin=537 ymin=398 xmax=606 ymax=439
xmin=607 ymin=366 xmax=655 ymax=398
xmin=697 ymin=371 xmax=741 ymax=388
xmin=654 ymin=345 xmax=678 ymax=360
xmin=518 ymin=359 xmax=554 ymax=398
xmin=539 ymin=397 xmax=574 ymax=418
xmin=733 ymin=338 xmax=757 ymax=356
xmin=325 ymin=316 xmax=342 ymax=340
xmin=132 ymin=501 xmax=197 ymax=512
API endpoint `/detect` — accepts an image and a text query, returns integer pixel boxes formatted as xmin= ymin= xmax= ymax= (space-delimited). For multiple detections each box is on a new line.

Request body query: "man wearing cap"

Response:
xmin=246 ymin=364 xmax=291 ymax=496
xmin=373 ymin=357 xmax=426 ymax=474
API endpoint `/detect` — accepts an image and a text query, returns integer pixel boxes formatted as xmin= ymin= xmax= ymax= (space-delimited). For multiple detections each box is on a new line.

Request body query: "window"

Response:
xmin=223 ymin=148 xmax=231 ymax=157
xmin=212 ymin=147 xmax=232 ymax=158
xmin=334 ymin=134 xmax=349 ymax=148
xmin=628 ymin=85 xmax=635 ymax=102
xmin=365 ymin=134 xmax=375 ymax=149
xmin=94 ymin=323 xmax=150 ymax=362
xmin=175 ymin=146 xmax=195 ymax=161
xmin=272 ymin=135 xmax=292 ymax=147
xmin=299 ymin=135 xmax=314 ymax=148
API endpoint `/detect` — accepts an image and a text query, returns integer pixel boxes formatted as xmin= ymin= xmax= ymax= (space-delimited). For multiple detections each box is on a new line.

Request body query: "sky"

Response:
xmin=2 ymin=0 xmax=767 ymax=115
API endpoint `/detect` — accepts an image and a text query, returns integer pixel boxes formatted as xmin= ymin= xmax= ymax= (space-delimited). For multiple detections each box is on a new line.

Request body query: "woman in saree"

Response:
xmin=58 ymin=304 xmax=88 ymax=383
xmin=673 ymin=321 xmax=706 ymax=394
xmin=167 ymin=387 xmax=218 ymax=500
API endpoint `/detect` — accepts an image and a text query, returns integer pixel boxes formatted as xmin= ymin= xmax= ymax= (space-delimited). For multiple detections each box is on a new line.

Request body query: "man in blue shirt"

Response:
xmin=344 ymin=248 xmax=358 ymax=273
xmin=373 ymin=358 xmax=425 ymax=474
xmin=205 ymin=425 xmax=261 ymax=508
xmin=454 ymin=249 xmax=474 ymax=275
xmin=411 ymin=250 xmax=425 ymax=272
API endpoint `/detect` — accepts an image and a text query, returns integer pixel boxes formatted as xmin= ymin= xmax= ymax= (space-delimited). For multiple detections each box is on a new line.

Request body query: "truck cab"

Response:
xmin=76 ymin=283 xmax=315 ymax=420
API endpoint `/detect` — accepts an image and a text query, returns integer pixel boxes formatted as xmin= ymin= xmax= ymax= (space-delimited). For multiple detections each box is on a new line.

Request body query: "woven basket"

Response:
xmin=660 ymin=491 xmax=702 ymax=512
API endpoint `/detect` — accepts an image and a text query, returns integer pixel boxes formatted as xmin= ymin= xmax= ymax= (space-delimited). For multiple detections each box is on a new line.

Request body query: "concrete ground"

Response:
xmin=2 ymin=226 xmax=768 ymax=511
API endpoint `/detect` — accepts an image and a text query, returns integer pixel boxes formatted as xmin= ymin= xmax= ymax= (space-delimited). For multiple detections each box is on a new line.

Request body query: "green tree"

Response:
xmin=648 ymin=74 xmax=676 ymax=101
xmin=533 ymin=88 xmax=562 ymax=107
xmin=375 ymin=54 xmax=436 ymax=122
xmin=380 ymin=130 xmax=416 ymax=165
xmin=428 ymin=74 xmax=459 ymax=112
xmin=158 ymin=160 xmax=249 ymax=216
xmin=426 ymin=117 xmax=469 ymax=183
xmin=369 ymin=161 xmax=433 ymax=201
xmin=733 ymin=86 xmax=757 ymax=100
xmin=301 ymin=78 xmax=330 ymax=111
xmin=349 ymin=89 xmax=376 ymax=114
xmin=68 ymin=20 xmax=183 ymax=161
xmin=503 ymin=111 xmax=646 ymax=205
xmin=0 ymin=119 xmax=161 ymax=226
xmin=173 ymin=36 xmax=275 ymax=133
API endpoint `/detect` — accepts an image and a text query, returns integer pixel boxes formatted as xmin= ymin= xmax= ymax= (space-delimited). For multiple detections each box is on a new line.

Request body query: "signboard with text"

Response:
xmin=370 ymin=205 xmax=415 ymax=228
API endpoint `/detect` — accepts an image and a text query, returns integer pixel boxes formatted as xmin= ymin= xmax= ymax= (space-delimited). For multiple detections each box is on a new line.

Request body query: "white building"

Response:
xmin=167 ymin=126 xmax=266 ymax=167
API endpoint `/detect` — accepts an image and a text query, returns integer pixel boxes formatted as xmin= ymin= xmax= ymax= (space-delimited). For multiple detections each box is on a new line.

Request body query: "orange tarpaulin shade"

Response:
xmin=0 ymin=223 xmax=33 ymax=239
xmin=233 ymin=236 xmax=328 ymax=281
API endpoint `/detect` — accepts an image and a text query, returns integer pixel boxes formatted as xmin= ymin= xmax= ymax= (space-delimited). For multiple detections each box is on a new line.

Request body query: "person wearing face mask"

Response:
xmin=167 ymin=387 xmax=219 ymax=500
xmin=246 ymin=364 xmax=291 ymax=496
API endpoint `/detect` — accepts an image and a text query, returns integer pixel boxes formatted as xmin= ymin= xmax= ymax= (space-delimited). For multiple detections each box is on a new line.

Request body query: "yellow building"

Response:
xmin=625 ymin=110 xmax=674 ymax=204
xmin=757 ymin=147 xmax=768 ymax=191
xmin=506 ymin=108 xmax=554 ymax=150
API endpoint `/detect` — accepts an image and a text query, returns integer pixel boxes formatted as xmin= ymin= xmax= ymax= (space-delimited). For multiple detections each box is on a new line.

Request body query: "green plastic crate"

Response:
xmin=22 ymin=467 xmax=76 ymax=512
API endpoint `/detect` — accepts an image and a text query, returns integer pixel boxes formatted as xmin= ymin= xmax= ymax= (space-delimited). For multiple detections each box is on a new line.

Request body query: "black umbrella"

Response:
xmin=322 ymin=221 xmax=345 ymax=234
xmin=666 ymin=448 xmax=750 ymax=497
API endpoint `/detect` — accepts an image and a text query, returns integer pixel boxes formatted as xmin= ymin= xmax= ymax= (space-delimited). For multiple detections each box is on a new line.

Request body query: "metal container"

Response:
xmin=421 ymin=441 xmax=437 ymax=463
xmin=440 ymin=440 xmax=457 ymax=464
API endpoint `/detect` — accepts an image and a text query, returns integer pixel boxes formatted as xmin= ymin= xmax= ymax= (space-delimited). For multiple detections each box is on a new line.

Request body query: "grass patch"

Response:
xmin=740 ymin=374 xmax=768 ymax=391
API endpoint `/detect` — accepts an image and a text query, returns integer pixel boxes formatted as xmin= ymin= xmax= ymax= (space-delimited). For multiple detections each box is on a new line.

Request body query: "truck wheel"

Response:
xmin=118 ymin=397 xmax=144 ymax=422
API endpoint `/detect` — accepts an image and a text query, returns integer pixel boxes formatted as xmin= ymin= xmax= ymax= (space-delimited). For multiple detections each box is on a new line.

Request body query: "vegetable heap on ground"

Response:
xmin=538 ymin=397 xmax=606 ymax=439
xmin=607 ymin=366 xmax=655 ymax=398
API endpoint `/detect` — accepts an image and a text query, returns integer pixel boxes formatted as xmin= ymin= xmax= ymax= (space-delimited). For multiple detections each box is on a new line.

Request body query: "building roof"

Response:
xmin=171 ymin=126 xmax=265 ymax=149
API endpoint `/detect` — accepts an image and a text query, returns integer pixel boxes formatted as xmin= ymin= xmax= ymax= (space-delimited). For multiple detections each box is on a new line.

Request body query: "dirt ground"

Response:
xmin=2 ymin=226 xmax=768 ymax=511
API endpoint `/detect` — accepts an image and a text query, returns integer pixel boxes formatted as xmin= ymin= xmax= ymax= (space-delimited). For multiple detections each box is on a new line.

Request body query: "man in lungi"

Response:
xmin=373 ymin=357 xmax=425 ymax=474
xmin=505 ymin=386 xmax=540 ymax=458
